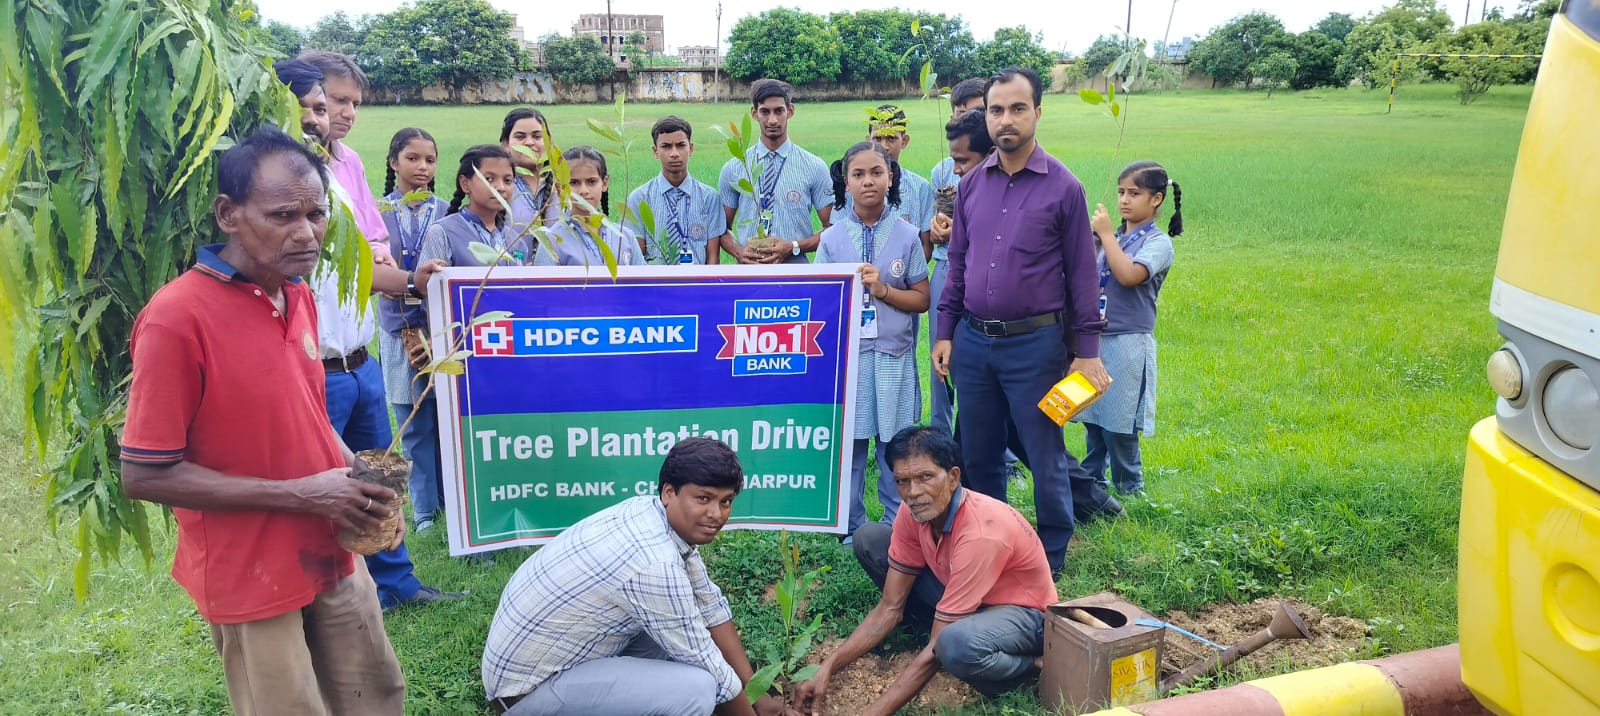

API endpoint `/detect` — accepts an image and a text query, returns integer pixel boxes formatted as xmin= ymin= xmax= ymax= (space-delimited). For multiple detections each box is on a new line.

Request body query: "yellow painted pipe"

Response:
xmin=1078 ymin=645 xmax=1490 ymax=716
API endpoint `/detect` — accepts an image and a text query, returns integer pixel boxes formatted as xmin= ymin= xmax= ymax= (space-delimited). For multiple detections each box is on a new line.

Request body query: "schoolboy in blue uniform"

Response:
xmin=626 ymin=116 xmax=729 ymax=264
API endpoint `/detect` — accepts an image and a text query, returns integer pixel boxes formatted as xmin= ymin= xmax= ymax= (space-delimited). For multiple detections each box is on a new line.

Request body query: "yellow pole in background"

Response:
xmin=1387 ymin=58 xmax=1399 ymax=114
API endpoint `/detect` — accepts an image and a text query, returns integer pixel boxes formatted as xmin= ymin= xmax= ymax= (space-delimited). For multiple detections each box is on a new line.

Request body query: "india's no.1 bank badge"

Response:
xmin=301 ymin=332 xmax=318 ymax=361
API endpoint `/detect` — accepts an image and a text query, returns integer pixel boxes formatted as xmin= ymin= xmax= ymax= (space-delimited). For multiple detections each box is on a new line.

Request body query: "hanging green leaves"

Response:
xmin=1 ymin=0 xmax=303 ymax=598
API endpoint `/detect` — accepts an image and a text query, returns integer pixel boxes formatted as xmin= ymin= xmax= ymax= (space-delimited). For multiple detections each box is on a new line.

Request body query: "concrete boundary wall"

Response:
xmin=367 ymin=63 xmax=1215 ymax=105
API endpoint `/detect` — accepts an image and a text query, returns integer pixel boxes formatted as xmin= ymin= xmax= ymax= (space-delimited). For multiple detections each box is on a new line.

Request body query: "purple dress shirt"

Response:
xmin=935 ymin=144 xmax=1106 ymax=359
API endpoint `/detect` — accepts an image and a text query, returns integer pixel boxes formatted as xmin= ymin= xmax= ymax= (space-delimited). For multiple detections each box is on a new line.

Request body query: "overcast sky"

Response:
xmin=258 ymin=0 xmax=1509 ymax=55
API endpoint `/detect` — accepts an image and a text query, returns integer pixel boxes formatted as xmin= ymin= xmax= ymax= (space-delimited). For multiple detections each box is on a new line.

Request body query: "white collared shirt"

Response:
xmin=313 ymin=175 xmax=378 ymax=359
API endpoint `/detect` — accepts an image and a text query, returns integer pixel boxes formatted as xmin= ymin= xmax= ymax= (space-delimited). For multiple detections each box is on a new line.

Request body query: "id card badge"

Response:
xmin=1098 ymin=293 xmax=1108 ymax=322
xmin=404 ymin=295 xmax=423 ymax=307
xmin=860 ymin=303 xmax=879 ymax=339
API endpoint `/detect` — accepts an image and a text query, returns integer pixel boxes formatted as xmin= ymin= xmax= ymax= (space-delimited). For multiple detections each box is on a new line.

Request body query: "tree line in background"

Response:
xmin=1181 ymin=0 xmax=1556 ymax=102
xmin=255 ymin=2 xmax=1058 ymax=97
xmin=254 ymin=0 xmax=525 ymax=100
xmin=257 ymin=0 xmax=1559 ymax=104
xmin=723 ymin=8 xmax=1055 ymax=90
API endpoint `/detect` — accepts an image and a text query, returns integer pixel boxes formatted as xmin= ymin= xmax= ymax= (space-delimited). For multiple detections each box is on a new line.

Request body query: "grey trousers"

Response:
xmin=849 ymin=438 xmax=900 ymax=533
xmin=1082 ymin=423 xmax=1144 ymax=494
xmin=505 ymin=635 xmax=718 ymax=716
xmin=852 ymin=522 xmax=1045 ymax=697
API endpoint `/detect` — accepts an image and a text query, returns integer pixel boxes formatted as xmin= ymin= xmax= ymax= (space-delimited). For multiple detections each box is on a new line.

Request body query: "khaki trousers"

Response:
xmin=209 ymin=558 xmax=405 ymax=715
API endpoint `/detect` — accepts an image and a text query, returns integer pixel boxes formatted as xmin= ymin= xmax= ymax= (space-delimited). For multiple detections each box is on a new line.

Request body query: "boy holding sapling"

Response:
xmin=626 ymin=115 xmax=729 ymax=264
xmin=717 ymin=79 xmax=833 ymax=264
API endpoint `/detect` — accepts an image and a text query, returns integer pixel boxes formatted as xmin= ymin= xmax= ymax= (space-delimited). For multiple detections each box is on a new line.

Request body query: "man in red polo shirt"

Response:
xmin=795 ymin=426 xmax=1056 ymax=716
xmin=120 ymin=128 xmax=406 ymax=715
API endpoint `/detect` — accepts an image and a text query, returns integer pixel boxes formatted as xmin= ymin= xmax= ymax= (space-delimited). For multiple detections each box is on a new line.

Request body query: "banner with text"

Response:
xmin=428 ymin=266 xmax=861 ymax=555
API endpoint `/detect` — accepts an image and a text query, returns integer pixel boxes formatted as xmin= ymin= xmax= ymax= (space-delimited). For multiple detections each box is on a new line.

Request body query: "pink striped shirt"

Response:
xmin=329 ymin=142 xmax=391 ymax=257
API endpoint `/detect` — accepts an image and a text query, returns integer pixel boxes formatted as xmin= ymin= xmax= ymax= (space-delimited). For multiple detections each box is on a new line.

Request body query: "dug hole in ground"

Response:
xmin=802 ymin=597 xmax=1369 ymax=715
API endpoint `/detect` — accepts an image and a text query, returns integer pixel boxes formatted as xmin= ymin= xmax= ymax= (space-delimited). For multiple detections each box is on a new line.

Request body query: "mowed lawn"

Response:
xmin=0 ymin=84 xmax=1527 ymax=714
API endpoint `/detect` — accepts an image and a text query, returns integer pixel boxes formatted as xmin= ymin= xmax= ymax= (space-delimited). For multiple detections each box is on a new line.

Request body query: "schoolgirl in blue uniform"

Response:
xmin=817 ymin=142 xmax=930 ymax=538
xmin=417 ymin=145 xmax=534 ymax=268
xmin=1075 ymin=161 xmax=1183 ymax=495
xmin=535 ymin=146 xmax=645 ymax=268
xmin=377 ymin=128 xmax=451 ymax=531
xmin=501 ymin=108 xmax=561 ymax=236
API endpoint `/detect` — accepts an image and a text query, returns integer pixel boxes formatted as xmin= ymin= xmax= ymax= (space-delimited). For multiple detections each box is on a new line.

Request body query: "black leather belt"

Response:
xmin=488 ymin=694 xmax=524 ymax=714
xmin=322 ymin=346 xmax=369 ymax=373
xmin=964 ymin=311 xmax=1060 ymax=337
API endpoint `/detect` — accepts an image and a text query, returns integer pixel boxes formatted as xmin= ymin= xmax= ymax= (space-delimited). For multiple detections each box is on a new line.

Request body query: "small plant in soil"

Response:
xmin=713 ymin=114 xmax=781 ymax=261
xmin=746 ymin=530 xmax=831 ymax=705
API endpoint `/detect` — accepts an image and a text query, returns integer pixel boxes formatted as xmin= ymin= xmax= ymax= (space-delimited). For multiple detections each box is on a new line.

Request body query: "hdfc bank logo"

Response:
xmin=472 ymin=320 xmax=515 ymax=355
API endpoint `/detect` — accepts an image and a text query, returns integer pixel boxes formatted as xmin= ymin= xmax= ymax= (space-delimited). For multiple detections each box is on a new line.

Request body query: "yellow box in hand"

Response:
xmin=1038 ymin=372 xmax=1109 ymax=426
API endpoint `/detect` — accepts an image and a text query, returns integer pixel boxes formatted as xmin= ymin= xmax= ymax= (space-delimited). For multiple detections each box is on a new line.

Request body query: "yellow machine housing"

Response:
xmin=1458 ymin=5 xmax=1600 ymax=715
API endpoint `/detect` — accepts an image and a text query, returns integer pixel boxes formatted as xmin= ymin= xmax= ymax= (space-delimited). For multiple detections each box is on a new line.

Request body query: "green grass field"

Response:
xmin=0 ymin=83 xmax=1529 ymax=714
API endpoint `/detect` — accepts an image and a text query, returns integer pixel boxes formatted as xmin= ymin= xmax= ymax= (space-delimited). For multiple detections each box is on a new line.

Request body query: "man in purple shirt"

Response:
xmin=931 ymin=67 xmax=1123 ymax=574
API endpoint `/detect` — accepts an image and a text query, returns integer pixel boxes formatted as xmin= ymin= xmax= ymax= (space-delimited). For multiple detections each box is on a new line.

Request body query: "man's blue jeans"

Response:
xmin=950 ymin=321 xmax=1110 ymax=569
xmin=1083 ymin=423 xmax=1144 ymax=494
xmin=326 ymin=357 xmax=423 ymax=608
xmin=852 ymin=522 xmax=1044 ymax=697
xmin=391 ymin=375 xmax=443 ymax=526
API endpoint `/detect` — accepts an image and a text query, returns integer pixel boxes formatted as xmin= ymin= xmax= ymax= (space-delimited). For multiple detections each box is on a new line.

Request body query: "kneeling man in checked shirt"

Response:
xmin=483 ymin=438 xmax=793 ymax=716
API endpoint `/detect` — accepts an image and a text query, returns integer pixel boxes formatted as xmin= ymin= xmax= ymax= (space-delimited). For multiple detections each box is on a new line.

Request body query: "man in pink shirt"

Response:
xmin=295 ymin=51 xmax=463 ymax=611
xmin=794 ymin=427 xmax=1057 ymax=716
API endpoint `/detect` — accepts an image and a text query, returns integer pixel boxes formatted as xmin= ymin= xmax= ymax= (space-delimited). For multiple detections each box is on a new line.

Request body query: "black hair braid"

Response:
xmin=1118 ymin=160 xmax=1184 ymax=236
xmin=448 ymin=187 xmax=467 ymax=214
xmin=830 ymin=158 xmax=848 ymax=210
xmin=1167 ymin=181 xmax=1184 ymax=237
xmin=887 ymin=159 xmax=903 ymax=209
xmin=383 ymin=163 xmax=397 ymax=196
xmin=601 ymin=188 xmax=611 ymax=217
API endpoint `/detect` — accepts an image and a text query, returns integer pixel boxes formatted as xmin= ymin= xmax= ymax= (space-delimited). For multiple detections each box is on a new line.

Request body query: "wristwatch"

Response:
xmin=407 ymin=274 xmax=422 ymax=300
xmin=790 ymin=240 xmax=801 ymax=257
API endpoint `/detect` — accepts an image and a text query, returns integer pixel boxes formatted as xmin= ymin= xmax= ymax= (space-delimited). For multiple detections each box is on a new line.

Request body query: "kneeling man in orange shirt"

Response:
xmin=794 ymin=426 xmax=1058 ymax=715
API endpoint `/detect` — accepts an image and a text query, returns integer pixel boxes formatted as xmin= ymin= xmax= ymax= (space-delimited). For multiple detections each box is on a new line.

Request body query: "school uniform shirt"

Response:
xmin=417 ymin=211 xmax=537 ymax=269
xmin=625 ymin=174 xmax=727 ymax=264
xmin=817 ymin=206 xmax=929 ymax=441
xmin=929 ymin=156 xmax=958 ymax=262
xmin=1073 ymin=220 xmax=1174 ymax=436
xmin=533 ymin=218 xmax=647 ymax=268
xmin=482 ymin=495 xmax=741 ymax=702
xmin=718 ymin=139 xmax=832 ymax=263
xmin=378 ymin=192 xmax=450 ymax=334
xmin=508 ymin=175 xmax=560 ymax=240
xmin=377 ymin=192 xmax=449 ymax=406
